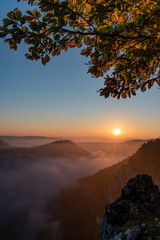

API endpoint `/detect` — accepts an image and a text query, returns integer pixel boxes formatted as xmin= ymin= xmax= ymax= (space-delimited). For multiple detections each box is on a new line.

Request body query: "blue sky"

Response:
xmin=0 ymin=0 xmax=160 ymax=140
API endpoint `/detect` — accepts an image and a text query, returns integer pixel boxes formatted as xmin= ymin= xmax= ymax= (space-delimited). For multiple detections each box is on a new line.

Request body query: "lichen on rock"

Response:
xmin=100 ymin=174 xmax=160 ymax=240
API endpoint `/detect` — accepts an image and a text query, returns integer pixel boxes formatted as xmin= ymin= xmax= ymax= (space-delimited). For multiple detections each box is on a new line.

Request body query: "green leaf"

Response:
xmin=1 ymin=0 xmax=159 ymax=99
xmin=26 ymin=10 xmax=33 ymax=16
xmin=54 ymin=34 xmax=60 ymax=41
xmin=83 ymin=35 xmax=91 ymax=45
xmin=16 ymin=10 xmax=22 ymax=21
xmin=0 ymin=31 xmax=8 ymax=37
xmin=3 ymin=18 xmax=14 ymax=27
xmin=7 ymin=12 xmax=15 ymax=20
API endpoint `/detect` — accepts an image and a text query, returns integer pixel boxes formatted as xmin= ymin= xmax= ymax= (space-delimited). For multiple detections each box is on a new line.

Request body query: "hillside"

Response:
xmin=0 ymin=140 xmax=93 ymax=240
xmin=78 ymin=139 xmax=146 ymax=166
xmin=78 ymin=139 xmax=146 ymax=155
xmin=0 ymin=140 xmax=91 ymax=165
xmin=49 ymin=139 xmax=160 ymax=240
xmin=0 ymin=136 xmax=58 ymax=148
xmin=0 ymin=139 xmax=12 ymax=150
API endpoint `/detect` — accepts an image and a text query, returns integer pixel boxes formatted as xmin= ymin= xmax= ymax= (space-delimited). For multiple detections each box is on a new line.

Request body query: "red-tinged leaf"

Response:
xmin=148 ymin=82 xmax=151 ymax=89
xmin=13 ymin=8 xmax=18 ymax=13
xmin=156 ymin=79 xmax=160 ymax=86
xmin=25 ymin=53 xmax=31 ymax=57
xmin=104 ymin=81 xmax=109 ymax=85
xmin=131 ymin=89 xmax=136 ymax=96
xmin=117 ymin=94 xmax=120 ymax=100
xmin=121 ymin=91 xmax=127 ymax=99
xmin=30 ymin=18 xmax=36 ymax=22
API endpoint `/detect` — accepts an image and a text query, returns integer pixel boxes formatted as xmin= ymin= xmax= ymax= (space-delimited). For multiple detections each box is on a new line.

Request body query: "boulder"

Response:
xmin=100 ymin=174 xmax=160 ymax=240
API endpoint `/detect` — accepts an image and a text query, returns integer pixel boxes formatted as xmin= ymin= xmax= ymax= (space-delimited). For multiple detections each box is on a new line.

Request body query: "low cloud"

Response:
xmin=0 ymin=149 xmax=128 ymax=240
xmin=0 ymin=153 xmax=115 ymax=239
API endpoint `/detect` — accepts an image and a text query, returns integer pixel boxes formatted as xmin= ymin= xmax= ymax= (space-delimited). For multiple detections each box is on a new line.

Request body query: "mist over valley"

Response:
xmin=0 ymin=137 xmax=147 ymax=240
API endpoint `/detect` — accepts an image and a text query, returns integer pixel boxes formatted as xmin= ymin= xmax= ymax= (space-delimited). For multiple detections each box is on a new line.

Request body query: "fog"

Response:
xmin=0 ymin=152 xmax=120 ymax=240
xmin=0 ymin=138 xmax=145 ymax=239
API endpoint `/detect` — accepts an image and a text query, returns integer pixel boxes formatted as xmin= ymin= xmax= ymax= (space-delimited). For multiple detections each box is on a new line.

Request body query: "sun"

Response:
xmin=113 ymin=128 xmax=121 ymax=136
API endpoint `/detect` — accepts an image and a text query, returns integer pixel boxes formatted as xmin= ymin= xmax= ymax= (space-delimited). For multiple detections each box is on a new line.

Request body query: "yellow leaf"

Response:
xmin=80 ymin=18 xmax=88 ymax=26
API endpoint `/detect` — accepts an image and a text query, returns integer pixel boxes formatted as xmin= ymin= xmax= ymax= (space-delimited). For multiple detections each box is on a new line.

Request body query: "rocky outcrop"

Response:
xmin=100 ymin=175 xmax=160 ymax=240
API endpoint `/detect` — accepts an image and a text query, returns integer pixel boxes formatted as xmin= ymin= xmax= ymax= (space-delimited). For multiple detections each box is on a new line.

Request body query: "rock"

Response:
xmin=121 ymin=175 xmax=160 ymax=212
xmin=100 ymin=174 xmax=160 ymax=240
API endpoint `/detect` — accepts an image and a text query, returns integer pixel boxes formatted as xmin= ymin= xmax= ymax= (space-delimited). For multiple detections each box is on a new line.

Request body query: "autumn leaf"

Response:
xmin=121 ymin=91 xmax=127 ymax=99
xmin=1 ymin=0 xmax=160 ymax=99
xmin=42 ymin=55 xmax=50 ymax=65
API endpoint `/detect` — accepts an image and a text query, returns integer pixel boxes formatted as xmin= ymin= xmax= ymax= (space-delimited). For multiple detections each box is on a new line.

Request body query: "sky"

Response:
xmin=0 ymin=0 xmax=160 ymax=141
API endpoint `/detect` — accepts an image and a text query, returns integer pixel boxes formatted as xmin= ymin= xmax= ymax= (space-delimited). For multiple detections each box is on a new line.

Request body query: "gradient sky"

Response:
xmin=0 ymin=0 xmax=160 ymax=141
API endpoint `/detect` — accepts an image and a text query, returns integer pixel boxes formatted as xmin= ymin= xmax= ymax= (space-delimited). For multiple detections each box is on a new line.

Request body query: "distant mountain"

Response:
xmin=0 ymin=135 xmax=57 ymax=140
xmin=33 ymin=140 xmax=92 ymax=159
xmin=0 ymin=139 xmax=12 ymax=150
xmin=0 ymin=140 xmax=92 ymax=165
xmin=0 ymin=140 xmax=96 ymax=240
xmin=78 ymin=139 xmax=147 ymax=163
xmin=49 ymin=139 xmax=160 ymax=240
xmin=0 ymin=135 xmax=59 ymax=147
xmin=78 ymin=139 xmax=147 ymax=151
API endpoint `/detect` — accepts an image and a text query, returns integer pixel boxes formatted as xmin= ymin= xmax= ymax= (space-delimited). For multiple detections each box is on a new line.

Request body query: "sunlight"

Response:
xmin=113 ymin=128 xmax=121 ymax=136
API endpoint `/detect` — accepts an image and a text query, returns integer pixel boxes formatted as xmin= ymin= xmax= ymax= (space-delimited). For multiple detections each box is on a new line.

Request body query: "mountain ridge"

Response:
xmin=0 ymin=140 xmax=92 ymax=165
xmin=0 ymin=139 xmax=12 ymax=150
xmin=51 ymin=139 xmax=160 ymax=240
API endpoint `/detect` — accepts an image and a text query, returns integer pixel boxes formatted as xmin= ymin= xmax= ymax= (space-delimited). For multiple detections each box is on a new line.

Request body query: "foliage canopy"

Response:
xmin=1 ymin=0 xmax=160 ymax=99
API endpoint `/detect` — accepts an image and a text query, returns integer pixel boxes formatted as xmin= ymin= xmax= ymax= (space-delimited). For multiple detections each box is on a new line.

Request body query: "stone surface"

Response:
xmin=100 ymin=174 xmax=160 ymax=240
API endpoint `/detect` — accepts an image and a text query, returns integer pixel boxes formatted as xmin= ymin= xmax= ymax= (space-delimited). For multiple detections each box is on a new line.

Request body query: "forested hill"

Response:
xmin=51 ymin=139 xmax=160 ymax=240
xmin=0 ymin=140 xmax=91 ymax=163
xmin=0 ymin=139 xmax=12 ymax=150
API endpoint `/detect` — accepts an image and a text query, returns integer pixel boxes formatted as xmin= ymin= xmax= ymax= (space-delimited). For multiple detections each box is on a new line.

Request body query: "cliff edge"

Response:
xmin=100 ymin=174 xmax=160 ymax=240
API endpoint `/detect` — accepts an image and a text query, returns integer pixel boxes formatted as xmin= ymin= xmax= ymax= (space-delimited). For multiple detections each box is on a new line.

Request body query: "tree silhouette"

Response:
xmin=1 ymin=0 xmax=160 ymax=98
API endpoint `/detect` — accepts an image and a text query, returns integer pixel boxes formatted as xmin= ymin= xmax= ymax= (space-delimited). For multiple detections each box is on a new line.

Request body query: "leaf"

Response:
xmin=131 ymin=89 xmax=136 ymax=96
xmin=1 ymin=0 xmax=159 ymax=99
xmin=22 ymin=26 xmax=28 ymax=32
xmin=25 ymin=53 xmax=31 ymax=57
xmin=26 ymin=10 xmax=33 ymax=16
xmin=121 ymin=91 xmax=127 ymax=99
xmin=33 ymin=9 xmax=41 ymax=18
xmin=80 ymin=18 xmax=88 ymax=26
xmin=16 ymin=10 xmax=22 ymax=20
xmin=0 ymin=31 xmax=8 ymax=37
xmin=7 ymin=12 xmax=15 ymax=19
xmin=54 ymin=34 xmax=60 ymax=41
xmin=83 ymin=35 xmax=91 ymax=45
xmin=9 ymin=40 xmax=17 ymax=50
xmin=133 ymin=82 xmax=139 ymax=89
xmin=13 ymin=8 xmax=18 ymax=13
xmin=141 ymin=85 xmax=146 ymax=92
xmin=3 ymin=18 xmax=14 ymax=26
xmin=42 ymin=54 xmax=50 ymax=65
xmin=157 ymin=79 xmax=160 ymax=86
